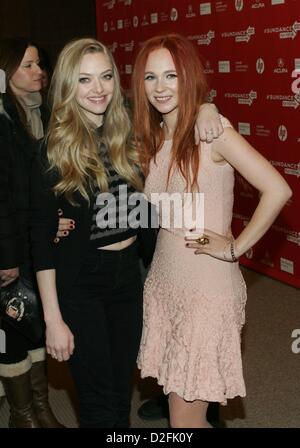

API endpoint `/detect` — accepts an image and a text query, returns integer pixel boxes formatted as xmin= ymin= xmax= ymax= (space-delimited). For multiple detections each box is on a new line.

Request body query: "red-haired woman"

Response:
xmin=132 ymin=34 xmax=292 ymax=428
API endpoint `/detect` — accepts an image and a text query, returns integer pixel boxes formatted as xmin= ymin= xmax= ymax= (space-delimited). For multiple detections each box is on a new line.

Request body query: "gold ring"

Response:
xmin=196 ymin=235 xmax=210 ymax=245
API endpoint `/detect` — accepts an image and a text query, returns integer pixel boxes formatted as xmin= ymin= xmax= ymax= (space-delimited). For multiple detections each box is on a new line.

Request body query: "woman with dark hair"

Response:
xmin=132 ymin=34 xmax=292 ymax=428
xmin=0 ymin=37 xmax=63 ymax=428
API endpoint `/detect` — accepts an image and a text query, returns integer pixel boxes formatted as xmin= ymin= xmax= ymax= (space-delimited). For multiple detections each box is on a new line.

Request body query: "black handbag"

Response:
xmin=0 ymin=277 xmax=44 ymax=342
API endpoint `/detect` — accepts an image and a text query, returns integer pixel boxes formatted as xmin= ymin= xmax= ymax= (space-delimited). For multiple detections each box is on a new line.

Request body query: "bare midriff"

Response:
xmin=97 ymin=235 xmax=137 ymax=251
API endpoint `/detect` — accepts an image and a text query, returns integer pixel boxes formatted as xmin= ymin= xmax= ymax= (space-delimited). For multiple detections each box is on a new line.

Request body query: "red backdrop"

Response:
xmin=96 ymin=0 xmax=300 ymax=289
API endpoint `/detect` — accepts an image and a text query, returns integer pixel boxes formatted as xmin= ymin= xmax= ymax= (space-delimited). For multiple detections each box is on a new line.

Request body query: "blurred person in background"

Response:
xmin=0 ymin=37 xmax=64 ymax=428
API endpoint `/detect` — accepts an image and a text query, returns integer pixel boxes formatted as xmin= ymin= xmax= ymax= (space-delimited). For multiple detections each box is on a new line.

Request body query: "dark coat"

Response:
xmin=0 ymin=93 xmax=49 ymax=270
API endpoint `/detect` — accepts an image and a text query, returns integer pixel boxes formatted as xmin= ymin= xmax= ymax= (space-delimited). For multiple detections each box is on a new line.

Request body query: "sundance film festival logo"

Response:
xmin=225 ymin=90 xmax=257 ymax=106
xmin=197 ymin=31 xmax=215 ymax=46
xmin=103 ymin=0 xmax=116 ymax=10
xmin=256 ymin=58 xmax=265 ymax=74
xmin=284 ymin=162 xmax=300 ymax=179
xmin=264 ymin=21 xmax=300 ymax=39
xmin=267 ymin=93 xmax=300 ymax=109
xmin=284 ymin=93 xmax=299 ymax=109
xmin=0 ymin=69 xmax=6 ymax=92
xmin=207 ymin=89 xmax=217 ymax=103
xmin=222 ymin=27 xmax=255 ymax=43
xmin=271 ymin=160 xmax=300 ymax=179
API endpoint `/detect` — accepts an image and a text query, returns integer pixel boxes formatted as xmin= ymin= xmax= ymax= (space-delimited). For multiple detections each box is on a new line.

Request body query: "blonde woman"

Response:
xmin=30 ymin=38 xmax=146 ymax=428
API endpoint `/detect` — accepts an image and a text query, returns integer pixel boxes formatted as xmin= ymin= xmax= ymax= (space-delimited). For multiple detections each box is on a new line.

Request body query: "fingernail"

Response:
xmin=70 ymin=220 xmax=75 ymax=225
xmin=70 ymin=225 xmax=74 ymax=229
xmin=63 ymin=231 xmax=68 ymax=236
xmin=54 ymin=238 xmax=59 ymax=243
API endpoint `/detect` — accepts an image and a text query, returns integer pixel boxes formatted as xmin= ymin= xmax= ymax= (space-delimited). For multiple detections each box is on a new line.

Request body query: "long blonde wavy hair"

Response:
xmin=47 ymin=38 xmax=143 ymax=204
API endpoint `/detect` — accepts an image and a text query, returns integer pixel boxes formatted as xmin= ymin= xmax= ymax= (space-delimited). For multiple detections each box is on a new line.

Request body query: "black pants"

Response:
xmin=60 ymin=241 xmax=143 ymax=428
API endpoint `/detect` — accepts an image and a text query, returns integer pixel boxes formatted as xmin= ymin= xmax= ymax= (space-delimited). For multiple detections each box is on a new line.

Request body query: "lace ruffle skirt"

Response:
xmin=137 ymin=230 xmax=247 ymax=404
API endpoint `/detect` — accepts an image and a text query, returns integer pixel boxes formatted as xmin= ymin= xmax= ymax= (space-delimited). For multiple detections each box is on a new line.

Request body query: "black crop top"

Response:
xmin=89 ymin=143 xmax=141 ymax=248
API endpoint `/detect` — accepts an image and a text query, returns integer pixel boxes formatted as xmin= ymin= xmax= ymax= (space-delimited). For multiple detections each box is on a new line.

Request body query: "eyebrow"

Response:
xmin=79 ymin=69 xmax=113 ymax=76
xmin=23 ymin=59 xmax=40 ymax=63
xmin=144 ymin=69 xmax=176 ymax=74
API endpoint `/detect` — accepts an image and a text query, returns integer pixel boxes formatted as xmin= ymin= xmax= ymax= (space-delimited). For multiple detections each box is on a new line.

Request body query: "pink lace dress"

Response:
xmin=137 ymin=117 xmax=247 ymax=403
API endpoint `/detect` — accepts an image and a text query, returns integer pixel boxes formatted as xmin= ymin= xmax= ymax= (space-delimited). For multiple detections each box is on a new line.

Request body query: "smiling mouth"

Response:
xmin=88 ymin=96 xmax=106 ymax=104
xmin=155 ymin=96 xmax=172 ymax=103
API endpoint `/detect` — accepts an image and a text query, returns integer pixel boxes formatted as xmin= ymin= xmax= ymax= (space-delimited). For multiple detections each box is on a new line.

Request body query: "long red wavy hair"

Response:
xmin=132 ymin=34 xmax=208 ymax=191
